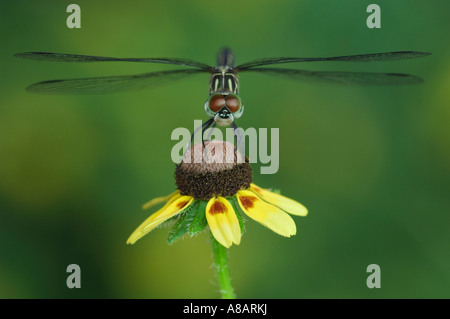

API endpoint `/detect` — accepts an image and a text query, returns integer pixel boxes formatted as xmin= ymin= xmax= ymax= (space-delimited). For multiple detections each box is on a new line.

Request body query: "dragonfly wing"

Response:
xmin=26 ymin=69 xmax=206 ymax=95
xmin=242 ymin=67 xmax=424 ymax=85
xmin=236 ymin=51 xmax=431 ymax=69
xmin=14 ymin=52 xmax=212 ymax=69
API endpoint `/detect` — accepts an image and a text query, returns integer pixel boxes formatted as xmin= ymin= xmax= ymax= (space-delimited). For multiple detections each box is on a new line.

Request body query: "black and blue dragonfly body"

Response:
xmin=15 ymin=48 xmax=430 ymax=130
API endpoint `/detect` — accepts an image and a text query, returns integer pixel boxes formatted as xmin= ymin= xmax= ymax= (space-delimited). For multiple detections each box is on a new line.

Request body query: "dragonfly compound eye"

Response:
xmin=224 ymin=95 xmax=241 ymax=113
xmin=208 ymin=94 xmax=226 ymax=113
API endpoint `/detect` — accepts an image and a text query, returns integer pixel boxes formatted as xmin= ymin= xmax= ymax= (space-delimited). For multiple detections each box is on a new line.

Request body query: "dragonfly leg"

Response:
xmin=201 ymin=119 xmax=214 ymax=149
xmin=182 ymin=118 xmax=214 ymax=161
xmin=204 ymin=122 xmax=217 ymax=141
xmin=231 ymin=122 xmax=245 ymax=161
xmin=188 ymin=118 xmax=213 ymax=148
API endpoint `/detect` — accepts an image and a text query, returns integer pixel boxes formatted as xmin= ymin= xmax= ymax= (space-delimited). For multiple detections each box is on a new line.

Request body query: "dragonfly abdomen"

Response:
xmin=217 ymin=48 xmax=235 ymax=68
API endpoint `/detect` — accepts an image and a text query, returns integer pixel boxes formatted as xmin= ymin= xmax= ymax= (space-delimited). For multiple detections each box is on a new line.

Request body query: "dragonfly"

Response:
xmin=15 ymin=48 xmax=430 ymax=133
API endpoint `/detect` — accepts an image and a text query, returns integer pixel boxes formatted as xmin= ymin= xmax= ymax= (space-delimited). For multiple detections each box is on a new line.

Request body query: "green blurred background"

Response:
xmin=1 ymin=0 xmax=449 ymax=298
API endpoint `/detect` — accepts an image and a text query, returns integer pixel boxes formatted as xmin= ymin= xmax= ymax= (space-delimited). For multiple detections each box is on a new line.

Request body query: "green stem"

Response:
xmin=211 ymin=236 xmax=236 ymax=299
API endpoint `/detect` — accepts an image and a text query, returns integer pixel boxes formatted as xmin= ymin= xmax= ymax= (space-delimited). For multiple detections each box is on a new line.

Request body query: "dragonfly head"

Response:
xmin=204 ymin=92 xmax=244 ymax=127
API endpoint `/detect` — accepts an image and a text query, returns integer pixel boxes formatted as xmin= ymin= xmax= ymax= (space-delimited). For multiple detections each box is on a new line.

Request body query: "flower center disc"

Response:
xmin=175 ymin=141 xmax=252 ymax=200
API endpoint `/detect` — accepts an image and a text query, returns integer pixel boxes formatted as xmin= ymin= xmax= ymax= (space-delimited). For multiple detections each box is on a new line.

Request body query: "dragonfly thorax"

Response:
xmin=209 ymin=67 xmax=239 ymax=95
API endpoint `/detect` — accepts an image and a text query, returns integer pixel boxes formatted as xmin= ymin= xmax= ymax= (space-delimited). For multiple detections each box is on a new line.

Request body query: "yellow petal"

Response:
xmin=142 ymin=190 xmax=180 ymax=210
xmin=250 ymin=183 xmax=308 ymax=216
xmin=236 ymin=190 xmax=296 ymax=237
xmin=206 ymin=197 xmax=241 ymax=248
xmin=127 ymin=195 xmax=193 ymax=245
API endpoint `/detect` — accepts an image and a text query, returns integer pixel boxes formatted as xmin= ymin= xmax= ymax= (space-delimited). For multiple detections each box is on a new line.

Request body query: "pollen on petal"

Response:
xmin=209 ymin=200 xmax=227 ymax=215
xmin=238 ymin=195 xmax=257 ymax=210
xmin=177 ymin=200 xmax=190 ymax=209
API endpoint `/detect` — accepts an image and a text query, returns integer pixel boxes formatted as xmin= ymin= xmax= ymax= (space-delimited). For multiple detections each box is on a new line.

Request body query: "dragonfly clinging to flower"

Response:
xmin=15 ymin=48 xmax=430 ymax=129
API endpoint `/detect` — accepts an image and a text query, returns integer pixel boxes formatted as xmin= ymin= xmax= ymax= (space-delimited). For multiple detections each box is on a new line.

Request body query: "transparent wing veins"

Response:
xmin=242 ymin=67 xmax=424 ymax=85
xmin=14 ymin=52 xmax=212 ymax=70
xmin=236 ymin=51 xmax=431 ymax=69
xmin=26 ymin=69 xmax=206 ymax=95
